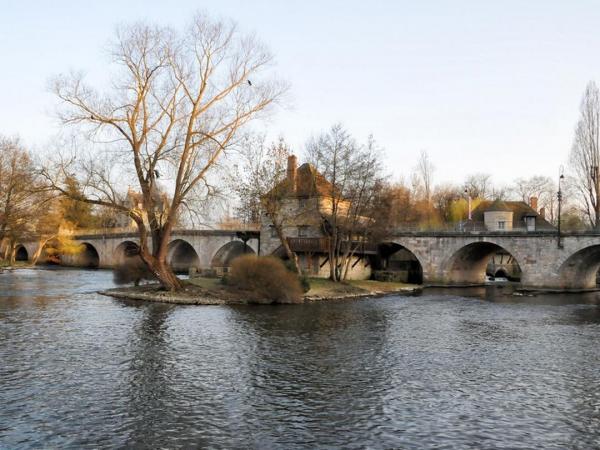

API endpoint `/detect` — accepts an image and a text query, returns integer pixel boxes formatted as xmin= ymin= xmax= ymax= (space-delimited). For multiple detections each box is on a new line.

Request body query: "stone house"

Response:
xmin=260 ymin=155 xmax=374 ymax=280
xmin=469 ymin=198 xmax=555 ymax=232
xmin=115 ymin=187 xmax=171 ymax=229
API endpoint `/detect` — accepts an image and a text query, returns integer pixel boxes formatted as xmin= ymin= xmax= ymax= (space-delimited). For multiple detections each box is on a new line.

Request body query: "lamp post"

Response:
xmin=557 ymin=166 xmax=564 ymax=249
xmin=464 ymin=188 xmax=472 ymax=220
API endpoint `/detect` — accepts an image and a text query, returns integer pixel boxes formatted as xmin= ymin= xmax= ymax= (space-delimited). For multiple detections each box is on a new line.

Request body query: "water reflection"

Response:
xmin=2 ymin=269 xmax=600 ymax=448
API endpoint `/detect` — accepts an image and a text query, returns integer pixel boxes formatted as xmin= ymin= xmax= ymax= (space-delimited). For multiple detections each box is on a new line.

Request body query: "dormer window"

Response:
xmin=498 ymin=221 xmax=505 ymax=230
xmin=525 ymin=216 xmax=536 ymax=231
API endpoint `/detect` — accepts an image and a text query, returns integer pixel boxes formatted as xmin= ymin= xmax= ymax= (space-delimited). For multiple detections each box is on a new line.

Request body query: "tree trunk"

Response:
xmin=30 ymin=236 xmax=55 ymax=266
xmin=275 ymin=224 xmax=300 ymax=273
xmin=9 ymin=242 xmax=16 ymax=266
xmin=134 ymin=216 xmax=182 ymax=291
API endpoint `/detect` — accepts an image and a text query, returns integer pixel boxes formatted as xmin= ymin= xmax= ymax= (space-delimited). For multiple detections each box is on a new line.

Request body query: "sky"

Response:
xmin=2 ymin=0 xmax=600 ymax=186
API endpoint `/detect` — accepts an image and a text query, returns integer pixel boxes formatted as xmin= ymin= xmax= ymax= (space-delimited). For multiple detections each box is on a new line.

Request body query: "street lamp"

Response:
xmin=557 ymin=166 xmax=565 ymax=249
xmin=464 ymin=188 xmax=472 ymax=221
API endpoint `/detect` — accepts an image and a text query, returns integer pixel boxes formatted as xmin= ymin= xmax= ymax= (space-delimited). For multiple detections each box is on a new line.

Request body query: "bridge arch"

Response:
xmin=211 ymin=241 xmax=255 ymax=271
xmin=76 ymin=242 xmax=100 ymax=268
xmin=443 ymin=241 xmax=522 ymax=284
xmin=379 ymin=242 xmax=423 ymax=284
xmin=167 ymin=239 xmax=200 ymax=273
xmin=558 ymin=245 xmax=600 ymax=289
xmin=15 ymin=244 xmax=29 ymax=262
xmin=114 ymin=241 xmax=141 ymax=265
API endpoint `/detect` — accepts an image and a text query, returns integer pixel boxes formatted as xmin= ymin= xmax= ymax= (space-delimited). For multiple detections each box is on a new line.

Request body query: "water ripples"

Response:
xmin=2 ymin=270 xmax=600 ymax=448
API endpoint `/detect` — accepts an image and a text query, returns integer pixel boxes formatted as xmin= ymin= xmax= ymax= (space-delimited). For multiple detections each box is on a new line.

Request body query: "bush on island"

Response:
xmin=282 ymin=259 xmax=311 ymax=293
xmin=113 ymin=258 xmax=155 ymax=286
xmin=228 ymin=255 xmax=303 ymax=304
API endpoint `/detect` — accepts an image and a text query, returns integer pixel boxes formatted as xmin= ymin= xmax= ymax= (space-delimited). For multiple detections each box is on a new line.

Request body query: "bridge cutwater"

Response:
xmin=14 ymin=229 xmax=600 ymax=290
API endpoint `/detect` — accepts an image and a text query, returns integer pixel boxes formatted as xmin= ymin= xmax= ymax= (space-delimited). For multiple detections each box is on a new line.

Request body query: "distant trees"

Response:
xmin=415 ymin=150 xmax=434 ymax=201
xmin=511 ymin=175 xmax=556 ymax=222
xmin=0 ymin=137 xmax=39 ymax=262
xmin=569 ymin=81 xmax=600 ymax=229
xmin=463 ymin=173 xmax=493 ymax=200
xmin=42 ymin=13 xmax=286 ymax=290
xmin=306 ymin=124 xmax=383 ymax=281
xmin=60 ymin=177 xmax=95 ymax=228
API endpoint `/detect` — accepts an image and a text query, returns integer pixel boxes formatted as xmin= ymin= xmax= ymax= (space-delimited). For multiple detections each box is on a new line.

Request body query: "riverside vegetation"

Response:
xmin=102 ymin=255 xmax=417 ymax=305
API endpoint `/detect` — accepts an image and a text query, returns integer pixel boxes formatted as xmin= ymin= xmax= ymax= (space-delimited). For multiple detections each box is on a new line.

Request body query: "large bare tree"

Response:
xmin=42 ymin=13 xmax=287 ymax=289
xmin=306 ymin=124 xmax=383 ymax=281
xmin=570 ymin=81 xmax=600 ymax=229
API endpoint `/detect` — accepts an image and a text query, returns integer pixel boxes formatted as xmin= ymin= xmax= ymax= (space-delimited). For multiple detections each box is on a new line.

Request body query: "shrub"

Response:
xmin=299 ymin=274 xmax=311 ymax=293
xmin=228 ymin=255 xmax=303 ymax=304
xmin=113 ymin=258 xmax=155 ymax=286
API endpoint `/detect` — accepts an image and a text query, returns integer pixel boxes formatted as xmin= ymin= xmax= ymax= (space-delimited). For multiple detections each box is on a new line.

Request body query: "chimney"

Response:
xmin=539 ymin=207 xmax=546 ymax=219
xmin=287 ymin=155 xmax=297 ymax=192
xmin=529 ymin=196 xmax=538 ymax=212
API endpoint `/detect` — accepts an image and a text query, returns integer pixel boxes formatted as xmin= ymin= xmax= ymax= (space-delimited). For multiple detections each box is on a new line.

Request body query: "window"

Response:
xmin=498 ymin=221 xmax=505 ymax=230
xmin=298 ymin=198 xmax=307 ymax=209
xmin=270 ymin=226 xmax=278 ymax=238
xmin=298 ymin=226 xmax=309 ymax=237
xmin=526 ymin=216 xmax=536 ymax=231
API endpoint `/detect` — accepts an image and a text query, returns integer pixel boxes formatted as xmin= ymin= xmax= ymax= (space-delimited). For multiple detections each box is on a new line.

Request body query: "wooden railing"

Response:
xmin=287 ymin=238 xmax=378 ymax=254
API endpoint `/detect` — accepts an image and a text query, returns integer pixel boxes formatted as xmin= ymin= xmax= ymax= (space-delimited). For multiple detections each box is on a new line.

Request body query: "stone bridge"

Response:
xmin=14 ymin=228 xmax=600 ymax=289
xmin=384 ymin=231 xmax=600 ymax=289
xmin=15 ymin=229 xmax=259 ymax=274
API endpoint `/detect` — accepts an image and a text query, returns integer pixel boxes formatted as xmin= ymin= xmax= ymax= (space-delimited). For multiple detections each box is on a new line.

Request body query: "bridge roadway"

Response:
xmin=15 ymin=228 xmax=600 ymax=289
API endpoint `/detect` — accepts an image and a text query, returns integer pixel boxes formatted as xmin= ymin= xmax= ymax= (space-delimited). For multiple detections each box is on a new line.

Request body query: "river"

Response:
xmin=1 ymin=268 xmax=600 ymax=449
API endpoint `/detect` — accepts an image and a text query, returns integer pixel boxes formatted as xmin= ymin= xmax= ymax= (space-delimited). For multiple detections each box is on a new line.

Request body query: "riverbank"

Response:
xmin=99 ymin=277 xmax=420 ymax=305
xmin=0 ymin=261 xmax=30 ymax=270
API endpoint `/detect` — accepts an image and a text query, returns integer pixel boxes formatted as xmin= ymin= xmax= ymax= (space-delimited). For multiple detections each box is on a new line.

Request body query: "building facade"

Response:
xmin=259 ymin=156 xmax=374 ymax=280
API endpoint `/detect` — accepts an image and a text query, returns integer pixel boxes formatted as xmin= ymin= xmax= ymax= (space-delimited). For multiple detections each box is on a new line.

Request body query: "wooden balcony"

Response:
xmin=287 ymin=237 xmax=378 ymax=255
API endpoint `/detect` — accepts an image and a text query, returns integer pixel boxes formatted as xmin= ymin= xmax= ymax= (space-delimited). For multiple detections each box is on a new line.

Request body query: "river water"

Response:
xmin=2 ymin=268 xmax=600 ymax=449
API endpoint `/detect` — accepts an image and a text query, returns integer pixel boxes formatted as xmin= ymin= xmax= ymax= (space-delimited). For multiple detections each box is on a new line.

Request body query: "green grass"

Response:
xmin=187 ymin=274 xmax=417 ymax=299
xmin=305 ymin=277 xmax=416 ymax=297
xmin=186 ymin=277 xmax=221 ymax=289
xmin=0 ymin=260 xmax=30 ymax=268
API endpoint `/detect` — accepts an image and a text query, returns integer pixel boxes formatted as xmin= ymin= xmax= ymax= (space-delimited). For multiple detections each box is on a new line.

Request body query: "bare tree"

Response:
xmin=511 ymin=175 xmax=556 ymax=221
xmin=415 ymin=150 xmax=434 ymax=201
xmin=42 ymin=13 xmax=287 ymax=290
xmin=306 ymin=124 xmax=383 ymax=281
xmin=569 ymin=81 xmax=600 ymax=229
xmin=231 ymin=135 xmax=300 ymax=272
xmin=463 ymin=173 xmax=493 ymax=199
xmin=0 ymin=137 xmax=41 ymax=263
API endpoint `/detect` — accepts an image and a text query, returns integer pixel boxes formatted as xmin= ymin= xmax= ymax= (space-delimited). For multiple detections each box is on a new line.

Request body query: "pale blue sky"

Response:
xmin=1 ymin=0 xmax=600 ymax=184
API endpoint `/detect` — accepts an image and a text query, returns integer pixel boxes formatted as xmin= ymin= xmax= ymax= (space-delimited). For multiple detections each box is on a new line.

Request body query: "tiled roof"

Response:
xmin=267 ymin=163 xmax=336 ymax=198
xmin=471 ymin=200 xmax=555 ymax=230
